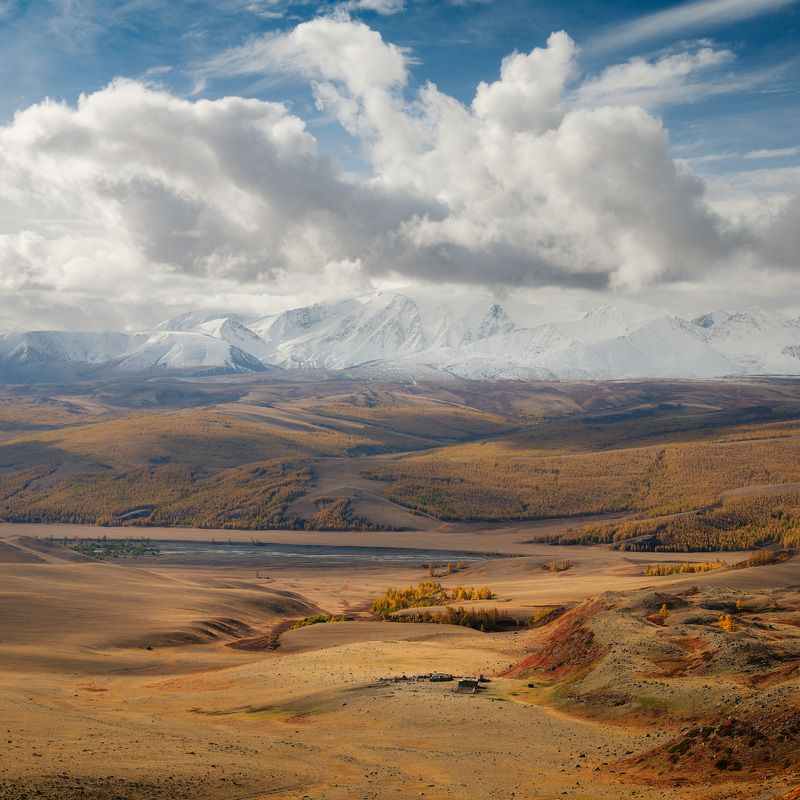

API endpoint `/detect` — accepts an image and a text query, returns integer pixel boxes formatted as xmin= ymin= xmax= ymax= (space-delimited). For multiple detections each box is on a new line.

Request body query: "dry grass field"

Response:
xmin=562 ymin=491 xmax=800 ymax=551
xmin=0 ymin=522 xmax=798 ymax=800
xmin=2 ymin=377 xmax=800 ymax=797
xmin=361 ymin=418 xmax=800 ymax=523
xmin=4 ymin=377 xmax=800 ymax=541
xmin=0 ymin=380 xmax=517 ymax=529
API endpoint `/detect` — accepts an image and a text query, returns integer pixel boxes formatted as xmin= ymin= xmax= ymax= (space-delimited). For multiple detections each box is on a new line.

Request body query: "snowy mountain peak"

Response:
xmin=155 ymin=310 xmax=239 ymax=332
xmin=557 ymin=300 xmax=662 ymax=344
xmin=692 ymin=310 xmax=731 ymax=329
xmin=268 ymin=304 xmax=326 ymax=340
xmin=2 ymin=292 xmax=800 ymax=381
xmin=477 ymin=303 xmax=514 ymax=339
xmin=722 ymin=305 xmax=788 ymax=331
xmin=582 ymin=300 xmax=662 ymax=325
xmin=346 ymin=293 xmax=426 ymax=363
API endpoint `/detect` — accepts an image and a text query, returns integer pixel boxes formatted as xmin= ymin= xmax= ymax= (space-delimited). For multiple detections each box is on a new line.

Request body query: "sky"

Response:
xmin=0 ymin=0 xmax=799 ymax=330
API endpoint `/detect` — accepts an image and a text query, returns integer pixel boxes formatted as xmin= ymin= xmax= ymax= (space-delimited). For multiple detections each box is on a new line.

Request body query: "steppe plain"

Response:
xmin=1 ymin=376 xmax=799 ymax=800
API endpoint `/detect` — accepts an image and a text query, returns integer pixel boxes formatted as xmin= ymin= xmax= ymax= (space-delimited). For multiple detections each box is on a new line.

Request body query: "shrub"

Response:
xmin=387 ymin=606 xmax=519 ymax=632
xmin=719 ymin=613 xmax=737 ymax=633
xmin=371 ymin=581 xmax=495 ymax=618
xmin=544 ymin=560 xmax=574 ymax=572
xmin=644 ymin=561 xmax=727 ymax=576
xmin=288 ymin=615 xmax=351 ymax=630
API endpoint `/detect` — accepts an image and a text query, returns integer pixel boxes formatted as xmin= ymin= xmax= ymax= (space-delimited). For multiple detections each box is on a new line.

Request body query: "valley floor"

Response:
xmin=1 ymin=524 xmax=798 ymax=800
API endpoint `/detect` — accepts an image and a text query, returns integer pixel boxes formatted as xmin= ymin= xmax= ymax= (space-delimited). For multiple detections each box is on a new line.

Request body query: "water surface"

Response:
xmin=150 ymin=539 xmax=503 ymax=568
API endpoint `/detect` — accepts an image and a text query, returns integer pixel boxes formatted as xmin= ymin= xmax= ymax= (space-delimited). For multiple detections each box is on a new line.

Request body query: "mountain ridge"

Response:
xmin=2 ymin=292 xmax=799 ymax=382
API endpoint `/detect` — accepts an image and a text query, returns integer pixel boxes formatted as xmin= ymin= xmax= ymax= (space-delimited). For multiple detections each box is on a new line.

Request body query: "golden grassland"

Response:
xmin=4 ymin=381 xmax=800 ymax=799
xmin=5 ymin=382 xmax=800 ymax=537
xmin=0 ymin=398 xmax=92 ymax=429
xmin=0 ymin=394 xmax=510 ymax=452
xmin=1 ymin=537 xmax=796 ymax=800
xmin=0 ymin=394 xmax=513 ymax=529
xmin=0 ymin=409 xmax=363 ymax=471
xmin=302 ymin=496 xmax=389 ymax=531
xmin=307 ymin=402 xmax=513 ymax=441
xmin=477 ymin=403 xmax=795 ymax=453
xmin=2 ymin=460 xmax=312 ymax=528
xmin=563 ymin=492 xmax=800 ymax=551
xmin=362 ymin=420 xmax=800 ymax=522
xmin=0 ymin=463 xmax=55 ymax=500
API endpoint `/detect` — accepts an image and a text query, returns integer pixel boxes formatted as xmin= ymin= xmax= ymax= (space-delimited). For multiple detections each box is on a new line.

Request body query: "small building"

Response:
xmin=456 ymin=678 xmax=480 ymax=694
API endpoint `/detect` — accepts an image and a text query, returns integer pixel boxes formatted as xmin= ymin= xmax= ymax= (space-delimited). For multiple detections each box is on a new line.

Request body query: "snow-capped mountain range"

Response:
xmin=2 ymin=292 xmax=800 ymax=382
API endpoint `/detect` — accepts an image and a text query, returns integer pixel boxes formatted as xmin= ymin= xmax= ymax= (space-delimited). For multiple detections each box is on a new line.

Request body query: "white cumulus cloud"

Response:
xmin=0 ymin=14 xmax=798 ymax=329
xmin=209 ymin=18 xmax=738 ymax=290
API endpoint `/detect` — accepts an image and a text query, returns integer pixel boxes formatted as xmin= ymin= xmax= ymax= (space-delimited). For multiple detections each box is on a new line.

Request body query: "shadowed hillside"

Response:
xmin=3 ymin=378 xmax=800 ymax=544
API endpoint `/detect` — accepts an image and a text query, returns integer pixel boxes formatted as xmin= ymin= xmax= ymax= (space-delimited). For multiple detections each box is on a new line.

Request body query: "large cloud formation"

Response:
xmin=0 ymin=15 xmax=797 ymax=328
xmin=0 ymin=74 xmax=435 ymax=326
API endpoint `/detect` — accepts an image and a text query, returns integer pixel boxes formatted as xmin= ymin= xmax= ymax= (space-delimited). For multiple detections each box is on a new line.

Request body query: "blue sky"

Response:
xmin=0 ymin=0 xmax=799 ymax=329
xmin=2 ymin=0 xmax=798 ymax=171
